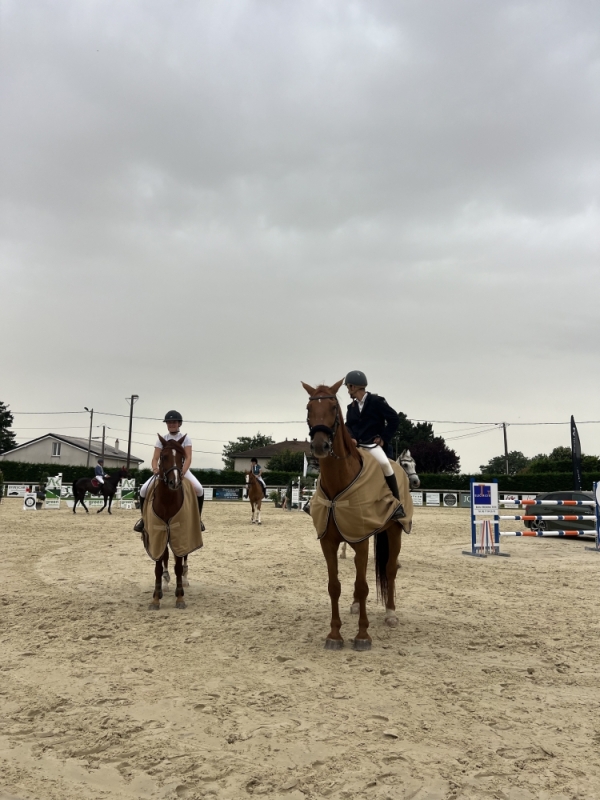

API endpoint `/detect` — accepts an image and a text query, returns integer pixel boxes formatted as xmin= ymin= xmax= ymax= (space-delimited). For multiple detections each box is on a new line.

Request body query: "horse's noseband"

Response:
xmin=307 ymin=395 xmax=342 ymax=458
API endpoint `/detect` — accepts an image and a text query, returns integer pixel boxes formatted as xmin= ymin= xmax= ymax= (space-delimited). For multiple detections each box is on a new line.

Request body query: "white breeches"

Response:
xmin=246 ymin=475 xmax=266 ymax=489
xmin=140 ymin=471 xmax=204 ymax=498
xmin=96 ymin=475 xmax=105 ymax=484
xmin=359 ymin=444 xmax=394 ymax=477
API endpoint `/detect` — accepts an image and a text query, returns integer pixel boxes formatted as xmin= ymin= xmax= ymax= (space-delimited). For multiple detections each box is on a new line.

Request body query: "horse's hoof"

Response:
xmin=385 ymin=614 xmax=398 ymax=628
xmin=148 ymin=603 xmax=160 ymax=611
xmin=324 ymin=638 xmax=344 ymax=650
xmin=350 ymin=602 xmax=360 ymax=615
xmin=257 ymin=521 xmax=262 ymax=525
xmin=352 ymin=638 xmax=372 ymax=651
xmin=176 ymin=600 xmax=187 ymax=610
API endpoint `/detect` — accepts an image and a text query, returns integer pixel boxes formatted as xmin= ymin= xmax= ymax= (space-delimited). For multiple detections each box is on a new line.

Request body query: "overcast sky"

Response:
xmin=2 ymin=0 xmax=599 ymax=473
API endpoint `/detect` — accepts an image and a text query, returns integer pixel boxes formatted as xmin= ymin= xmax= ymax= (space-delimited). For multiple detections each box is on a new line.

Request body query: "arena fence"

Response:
xmin=463 ymin=479 xmax=600 ymax=558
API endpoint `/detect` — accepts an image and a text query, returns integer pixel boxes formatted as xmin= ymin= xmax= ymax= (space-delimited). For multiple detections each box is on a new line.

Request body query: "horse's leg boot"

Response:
xmin=198 ymin=495 xmax=206 ymax=532
xmin=385 ymin=475 xmax=405 ymax=519
xmin=134 ymin=496 xmax=145 ymax=533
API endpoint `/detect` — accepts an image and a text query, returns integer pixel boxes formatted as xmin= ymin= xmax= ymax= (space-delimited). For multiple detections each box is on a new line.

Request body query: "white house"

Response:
xmin=0 ymin=434 xmax=144 ymax=469
xmin=231 ymin=439 xmax=311 ymax=472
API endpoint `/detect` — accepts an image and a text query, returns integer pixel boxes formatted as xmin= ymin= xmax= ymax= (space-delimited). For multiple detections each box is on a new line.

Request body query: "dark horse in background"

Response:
xmin=72 ymin=467 xmax=128 ymax=514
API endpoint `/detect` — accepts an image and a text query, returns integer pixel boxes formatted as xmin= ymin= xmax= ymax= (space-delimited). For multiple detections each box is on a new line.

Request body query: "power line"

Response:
xmin=10 ymin=409 xmax=600 ymax=427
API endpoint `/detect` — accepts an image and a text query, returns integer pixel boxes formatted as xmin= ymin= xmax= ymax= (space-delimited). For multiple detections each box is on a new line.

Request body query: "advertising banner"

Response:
xmin=410 ymin=491 xmax=423 ymax=506
xmin=120 ymin=479 xmax=136 ymax=509
xmin=45 ymin=475 xmax=62 ymax=509
xmin=426 ymin=493 xmax=440 ymax=506
xmin=443 ymin=492 xmax=458 ymax=507
xmin=472 ymin=483 xmax=498 ymax=516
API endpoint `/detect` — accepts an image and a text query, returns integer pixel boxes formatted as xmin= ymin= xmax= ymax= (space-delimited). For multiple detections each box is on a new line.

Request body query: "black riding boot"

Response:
xmin=133 ymin=496 xmax=145 ymax=533
xmin=198 ymin=495 xmax=206 ymax=532
xmin=385 ymin=474 xmax=405 ymax=519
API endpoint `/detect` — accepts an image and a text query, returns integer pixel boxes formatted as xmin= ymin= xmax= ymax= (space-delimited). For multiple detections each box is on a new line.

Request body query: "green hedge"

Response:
xmin=0 ymin=461 xmax=303 ymax=488
xmin=417 ymin=472 xmax=600 ymax=492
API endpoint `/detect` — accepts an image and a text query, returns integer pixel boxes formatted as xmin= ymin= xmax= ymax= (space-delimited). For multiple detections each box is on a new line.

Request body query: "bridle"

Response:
xmin=159 ymin=447 xmax=184 ymax=490
xmin=307 ymin=394 xmax=347 ymax=459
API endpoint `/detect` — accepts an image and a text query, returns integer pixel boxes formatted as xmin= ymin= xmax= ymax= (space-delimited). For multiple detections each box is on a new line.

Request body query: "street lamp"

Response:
xmin=126 ymin=395 xmax=139 ymax=469
xmin=84 ymin=407 xmax=94 ymax=467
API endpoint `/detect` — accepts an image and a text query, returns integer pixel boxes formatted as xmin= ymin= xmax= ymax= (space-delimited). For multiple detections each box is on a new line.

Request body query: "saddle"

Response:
xmin=91 ymin=478 xmax=100 ymax=488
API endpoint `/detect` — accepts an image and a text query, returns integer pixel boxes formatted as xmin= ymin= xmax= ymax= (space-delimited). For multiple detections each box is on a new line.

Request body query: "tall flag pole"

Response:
xmin=571 ymin=415 xmax=582 ymax=491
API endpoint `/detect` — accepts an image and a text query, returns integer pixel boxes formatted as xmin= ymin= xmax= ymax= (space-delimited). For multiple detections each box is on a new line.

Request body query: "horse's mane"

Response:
xmin=313 ymin=384 xmax=359 ymax=458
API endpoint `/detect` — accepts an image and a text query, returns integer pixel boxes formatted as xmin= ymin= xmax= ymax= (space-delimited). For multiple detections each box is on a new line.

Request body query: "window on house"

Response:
xmin=51 ymin=442 xmax=61 ymax=457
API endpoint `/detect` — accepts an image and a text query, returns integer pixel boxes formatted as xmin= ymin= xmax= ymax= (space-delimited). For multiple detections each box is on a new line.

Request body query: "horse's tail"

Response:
xmin=374 ymin=531 xmax=390 ymax=605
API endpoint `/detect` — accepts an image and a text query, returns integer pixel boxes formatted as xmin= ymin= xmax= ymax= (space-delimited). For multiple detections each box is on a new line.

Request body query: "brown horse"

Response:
xmin=145 ymin=435 xmax=196 ymax=610
xmin=302 ymin=379 xmax=411 ymax=651
xmin=246 ymin=470 xmax=263 ymax=524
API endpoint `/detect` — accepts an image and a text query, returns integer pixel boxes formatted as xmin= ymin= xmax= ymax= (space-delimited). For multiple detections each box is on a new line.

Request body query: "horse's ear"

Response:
xmin=331 ymin=378 xmax=344 ymax=395
xmin=177 ymin=435 xmax=186 ymax=445
xmin=405 ymin=449 xmax=411 ymax=458
xmin=158 ymin=434 xmax=167 ymax=446
xmin=301 ymin=381 xmax=316 ymax=395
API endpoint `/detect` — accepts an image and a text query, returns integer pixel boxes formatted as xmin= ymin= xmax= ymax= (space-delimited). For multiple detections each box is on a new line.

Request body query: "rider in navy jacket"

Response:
xmin=344 ymin=370 xmax=403 ymax=510
xmin=346 ymin=392 xmax=400 ymax=457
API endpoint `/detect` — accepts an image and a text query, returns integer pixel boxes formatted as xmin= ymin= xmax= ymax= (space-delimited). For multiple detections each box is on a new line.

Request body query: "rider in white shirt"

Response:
xmin=135 ymin=410 xmax=205 ymax=532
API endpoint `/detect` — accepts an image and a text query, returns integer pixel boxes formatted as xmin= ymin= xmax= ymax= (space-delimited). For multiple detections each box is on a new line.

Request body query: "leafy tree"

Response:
xmin=522 ymin=446 xmax=600 ymax=474
xmin=267 ymin=449 xmax=305 ymax=473
xmin=0 ymin=402 xmax=17 ymax=454
xmin=408 ymin=438 xmax=461 ymax=474
xmin=391 ymin=412 xmax=460 ymax=473
xmin=222 ymin=432 xmax=275 ymax=470
xmin=480 ymin=450 xmax=530 ymax=475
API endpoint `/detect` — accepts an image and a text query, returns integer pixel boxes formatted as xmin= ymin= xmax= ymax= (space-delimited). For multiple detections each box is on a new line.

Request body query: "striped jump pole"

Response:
xmin=585 ymin=482 xmax=600 ymax=554
xmin=465 ymin=481 xmax=600 ymax=557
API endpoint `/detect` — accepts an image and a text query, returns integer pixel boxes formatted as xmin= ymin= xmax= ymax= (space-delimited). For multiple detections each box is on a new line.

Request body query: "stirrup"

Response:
xmin=133 ymin=517 xmax=145 ymax=533
xmin=201 ymin=521 xmax=206 ymax=532
xmin=303 ymin=503 xmax=311 ymax=515
xmin=391 ymin=503 xmax=405 ymax=520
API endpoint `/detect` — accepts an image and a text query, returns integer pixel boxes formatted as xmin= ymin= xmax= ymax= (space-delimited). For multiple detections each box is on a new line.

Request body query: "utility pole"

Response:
xmin=101 ymin=425 xmax=106 ymax=462
xmin=503 ymin=422 xmax=509 ymax=475
xmin=84 ymin=407 xmax=94 ymax=468
xmin=126 ymin=395 xmax=139 ymax=470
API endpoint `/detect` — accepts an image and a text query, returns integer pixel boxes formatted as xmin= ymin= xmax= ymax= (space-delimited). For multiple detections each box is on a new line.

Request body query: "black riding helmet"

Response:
xmin=164 ymin=410 xmax=183 ymax=423
xmin=344 ymin=370 xmax=368 ymax=387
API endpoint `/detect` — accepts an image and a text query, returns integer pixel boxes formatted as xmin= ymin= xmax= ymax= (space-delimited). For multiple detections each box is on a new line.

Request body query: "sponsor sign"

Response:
xmin=120 ymin=479 xmax=136 ymax=510
xmin=7 ymin=485 xmax=28 ymax=497
xmin=410 ymin=491 xmax=423 ymax=506
xmin=291 ymin=485 xmax=300 ymax=505
xmin=214 ymin=487 xmax=242 ymax=500
xmin=23 ymin=494 xmax=37 ymax=511
xmin=459 ymin=492 xmax=471 ymax=508
xmin=472 ymin=482 xmax=498 ymax=516
xmin=502 ymin=494 xmax=519 ymax=503
xmin=426 ymin=493 xmax=440 ymax=506
xmin=45 ymin=475 xmax=62 ymax=509
xmin=203 ymin=488 xmax=214 ymax=501
xmin=443 ymin=492 xmax=458 ymax=507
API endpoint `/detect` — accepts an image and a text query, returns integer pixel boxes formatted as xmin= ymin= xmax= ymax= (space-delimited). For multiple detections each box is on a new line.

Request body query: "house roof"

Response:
xmin=232 ymin=440 xmax=312 ymax=459
xmin=0 ymin=433 xmax=144 ymax=464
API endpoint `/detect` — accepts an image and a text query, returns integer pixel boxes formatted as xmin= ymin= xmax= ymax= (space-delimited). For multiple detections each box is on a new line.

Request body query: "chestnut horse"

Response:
xmin=246 ymin=470 xmax=263 ymax=524
xmin=147 ymin=435 xmax=192 ymax=610
xmin=303 ymin=379 xmax=409 ymax=651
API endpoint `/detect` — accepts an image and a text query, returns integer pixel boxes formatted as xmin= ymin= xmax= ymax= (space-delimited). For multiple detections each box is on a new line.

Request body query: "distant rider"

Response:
xmin=134 ymin=410 xmax=205 ymax=532
xmin=247 ymin=457 xmax=267 ymax=499
xmin=94 ymin=458 xmax=106 ymax=493
xmin=344 ymin=370 xmax=403 ymax=505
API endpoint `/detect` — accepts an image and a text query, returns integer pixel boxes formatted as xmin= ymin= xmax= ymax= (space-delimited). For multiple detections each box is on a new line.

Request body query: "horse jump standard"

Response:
xmin=463 ymin=480 xmax=600 ymax=557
